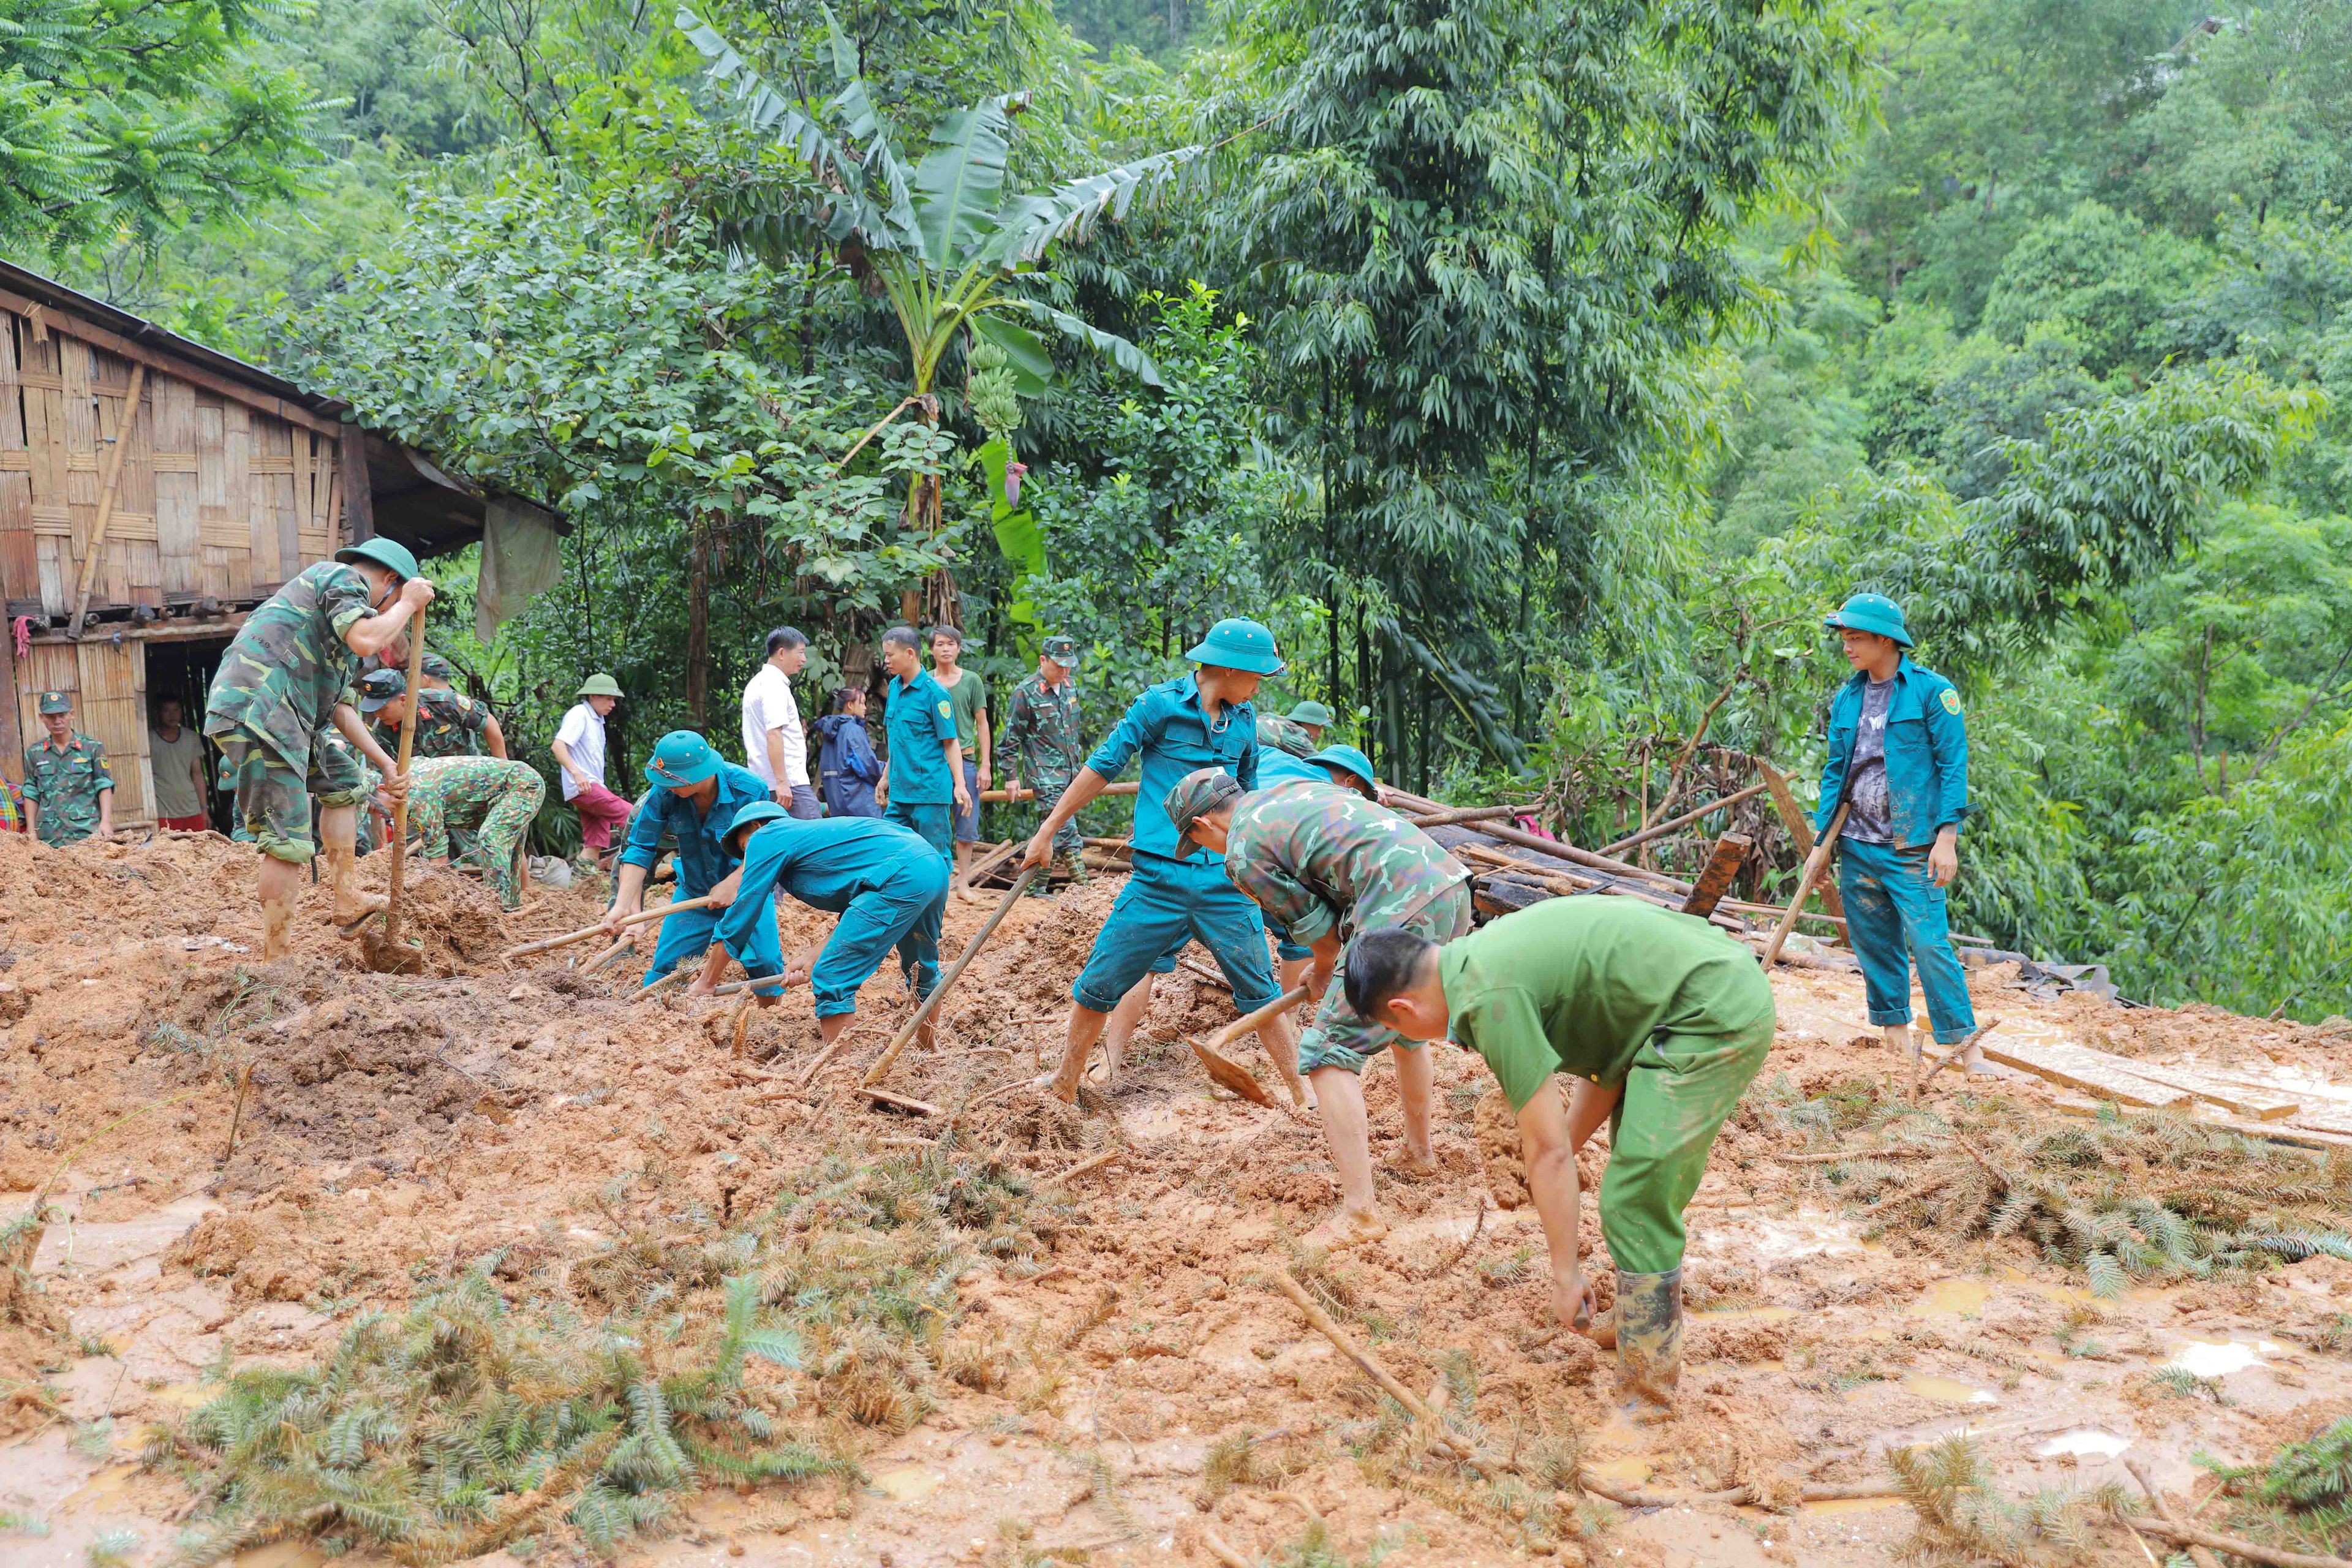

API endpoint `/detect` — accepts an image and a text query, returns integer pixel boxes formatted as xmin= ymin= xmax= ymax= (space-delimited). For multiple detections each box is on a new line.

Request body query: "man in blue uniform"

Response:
xmin=1815 ymin=592 xmax=1980 ymax=1071
xmin=597 ymin=730 xmax=772 ymax=985
xmin=684 ymin=802 xmax=949 ymax=1050
xmin=875 ymin=624 xmax=969 ymax=877
xmin=1022 ymin=618 xmax=1306 ymax=1106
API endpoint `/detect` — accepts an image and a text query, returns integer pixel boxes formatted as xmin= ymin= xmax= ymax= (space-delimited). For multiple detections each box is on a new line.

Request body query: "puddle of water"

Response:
xmin=2037 ymin=1430 xmax=2131 ymax=1459
xmin=1904 ymin=1376 xmax=1998 ymax=1405
xmin=1801 ymin=1496 xmax=1910 ymax=1515
xmin=1733 ymin=1213 xmax=1863 ymax=1261
xmin=2167 ymin=1341 xmax=2260 ymax=1378
xmin=235 ymin=1543 xmax=331 ymax=1568
xmin=1585 ymin=1455 xmax=1654 ymax=1485
xmin=1694 ymin=1306 xmax=1797 ymax=1325
xmin=1907 ymin=1278 xmax=1992 ymax=1317
xmin=62 ymin=1461 xmax=140 ymax=1508
xmin=870 ymin=1465 xmax=942 ymax=1502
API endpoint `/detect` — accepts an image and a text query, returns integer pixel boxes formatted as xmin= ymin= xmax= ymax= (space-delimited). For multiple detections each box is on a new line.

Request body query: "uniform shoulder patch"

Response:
xmin=938 ymin=700 xmax=952 ymax=717
xmin=1939 ymin=688 xmax=1962 ymax=715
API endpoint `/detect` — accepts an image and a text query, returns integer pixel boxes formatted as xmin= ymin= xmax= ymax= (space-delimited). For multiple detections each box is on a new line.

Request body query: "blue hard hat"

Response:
xmin=644 ymin=730 xmax=720 ymax=788
xmin=335 ymin=538 xmax=423 ymax=581
xmin=722 ymin=799 xmax=793 ymax=851
xmin=1824 ymin=592 xmax=1914 ymax=648
xmin=1185 ymin=617 xmax=1286 ymax=676
xmin=1307 ymin=744 xmax=1377 ymax=798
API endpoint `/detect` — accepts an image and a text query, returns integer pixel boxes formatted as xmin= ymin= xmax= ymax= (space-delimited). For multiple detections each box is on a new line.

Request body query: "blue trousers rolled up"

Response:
xmin=1836 ymin=837 xmax=1976 ymax=1046
xmin=1071 ymin=851 xmax=1281 ymax=1013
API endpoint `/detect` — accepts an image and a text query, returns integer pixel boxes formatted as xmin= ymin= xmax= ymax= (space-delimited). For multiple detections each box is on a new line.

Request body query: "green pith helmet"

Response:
xmin=1185 ymin=617 xmax=1285 ymax=675
xmin=335 ymin=538 xmax=422 ymax=581
xmin=1823 ymin=592 xmax=1914 ymax=648
xmin=723 ymin=799 xmax=793 ymax=852
xmin=1285 ymin=699 xmax=1335 ymax=729
xmin=1307 ymin=744 xmax=1376 ymax=798
xmin=1166 ymin=767 xmax=1244 ymax=858
xmin=578 ymin=673 xmax=624 ymax=699
xmin=645 ymin=730 xmax=719 ymax=788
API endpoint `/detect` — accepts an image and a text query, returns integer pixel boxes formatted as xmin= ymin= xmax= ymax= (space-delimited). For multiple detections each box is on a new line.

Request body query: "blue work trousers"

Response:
xmin=805 ymin=861 xmax=948 ymax=1018
xmin=1836 ymin=838 xmax=1977 ymax=1045
xmin=642 ymin=898 xmax=781 ymax=989
xmin=884 ymin=799 xmax=954 ymax=868
xmin=1072 ymin=852 xmax=1281 ymax=1012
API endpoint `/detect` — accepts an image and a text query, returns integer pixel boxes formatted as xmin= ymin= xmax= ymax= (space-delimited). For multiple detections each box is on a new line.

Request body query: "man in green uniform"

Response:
xmin=1345 ymin=898 xmax=1775 ymax=1410
xmin=998 ymin=635 xmax=1088 ymax=881
xmin=22 ymin=692 xmax=113 ymax=845
xmin=203 ymin=538 xmax=433 ymax=957
xmin=1284 ymin=700 xmax=1335 ymax=747
xmin=367 ymin=666 xmax=492 ymax=760
xmin=1169 ymin=767 xmax=1471 ymax=1248
xmin=418 ymin=651 xmax=508 ymax=758
xmin=393 ymin=755 xmax=546 ymax=909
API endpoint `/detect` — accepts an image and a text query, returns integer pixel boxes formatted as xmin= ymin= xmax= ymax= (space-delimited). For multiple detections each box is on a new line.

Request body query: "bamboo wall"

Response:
xmin=0 ymin=303 xmax=350 ymax=823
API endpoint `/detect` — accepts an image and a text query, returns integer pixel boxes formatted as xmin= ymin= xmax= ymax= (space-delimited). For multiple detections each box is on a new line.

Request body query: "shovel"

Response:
xmin=859 ymin=866 xmax=1041 ymax=1088
xmin=1186 ymin=985 xmax=1311 ymax=1107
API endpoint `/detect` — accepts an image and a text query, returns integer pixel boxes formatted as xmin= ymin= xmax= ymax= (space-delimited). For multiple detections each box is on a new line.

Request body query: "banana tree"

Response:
xmin=677 ymin=8 xmax=1200 ymax=616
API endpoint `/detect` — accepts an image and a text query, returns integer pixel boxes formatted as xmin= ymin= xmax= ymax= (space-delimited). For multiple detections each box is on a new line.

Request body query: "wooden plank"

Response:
xmin=262 ymin=419 xmax=298 ymax=578
xmin=67 ymin=361 xmax=146 ymax=635
xmin=224 ymin=401 xmax=265 ymax=587
xmin=340 ymin=422 xmax=373 ymax=541
xmin=2119 ymin=1063 xmax=2301 ymax=1121
xmin=1680 ymin=832 xmax=1751 ymax=919
xmin=1980 ymin=1038 xmax=2194 ymax=1109
xmin=113 ymin=354 xmax=159 ymax=606
xmin=1758 ymin=760 xmax=1843 ymax=920
xmin=153 ymin=378 xmax=198 ymax=595
xmin=0 ymin=291 xmax=342 ymax=437
xmin=293 ymin=427 xmax=311 ymax=537
xmin=0 ymin=315 xmax=32 ymax=605
xmin=196 ymin=399 xmax=233 ymax=597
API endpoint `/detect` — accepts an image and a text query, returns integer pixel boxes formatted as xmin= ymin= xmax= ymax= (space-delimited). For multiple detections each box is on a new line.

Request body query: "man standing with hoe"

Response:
xmin=203 ymin=540 xmax=431 ymax=958
xmin=1815 ymin=592 xmax=1980 ymax=1072
xmin=597 ymin=731 xmax=771 ymax=986
xmin=1023 ymin=618 xmax=1305 ymax=1106
xmin=1344 ymin=897 xmax=1775 ymax=1412
xmin=1166 ymin=767 xmax=1471 ymax=1248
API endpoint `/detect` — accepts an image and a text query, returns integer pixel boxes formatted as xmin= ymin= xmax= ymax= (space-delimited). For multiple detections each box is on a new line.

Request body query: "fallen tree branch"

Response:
xmin=2125 ymin=1457 xmax=2221 ymax=1568
xmin=2119 ymin=1513 xmax=2352 ymax=1568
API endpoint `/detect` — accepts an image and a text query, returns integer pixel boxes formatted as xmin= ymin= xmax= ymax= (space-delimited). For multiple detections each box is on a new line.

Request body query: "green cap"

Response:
xmin=1166 ymin=767 xmax=1244 ymax=859
xmin=723 ymin=799 xmax=793 ymax=852
xmin=335 ymin=538 xmax=421 ymax=581
xmin=420 ymin=651 xmax=455 ymax=679
xmin=1285 ymin=700 xmax=1335 ymax=729
xmin=645 ymin=730 xmax=720 ymax=788
xmin=1041 ymin=636 xmax=1081 ymax=668
xmin=1824 ymin=592 xmax=1914 ymax=648
xmin=578 ymin=673 xmax=623 ymax=699
xmin=1307 ymin=744 xmax=1377 ymax=798
xmin=1185 ymin=617 xmax=1285 ymax=676
xmin=37 ymin=690 xmax=70 ymax=715
xmin=358 ymin=669 xmax=407 ymax=714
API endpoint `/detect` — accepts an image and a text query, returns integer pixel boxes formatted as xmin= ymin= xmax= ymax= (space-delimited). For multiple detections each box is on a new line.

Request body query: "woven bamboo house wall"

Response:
xmin=0 ymin=262 xmax=551 ymax=829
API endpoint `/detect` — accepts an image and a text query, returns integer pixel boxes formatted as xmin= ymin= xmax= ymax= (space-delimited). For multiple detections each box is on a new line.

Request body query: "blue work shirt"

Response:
xmin=715 ymin=816 xmax=937 ymax=965
xmin=1255 ymin=747 xmax=1325 ymax=788
xmin=617 ymin=761 xmax=771 ymax=896
xmin=1085 ymin=674 xmax=1257 ymax=861
xmin=1814 ymin=655 xmax=1970 ymax=850
xmin=884 ymin=670 xmax=958 ymax=804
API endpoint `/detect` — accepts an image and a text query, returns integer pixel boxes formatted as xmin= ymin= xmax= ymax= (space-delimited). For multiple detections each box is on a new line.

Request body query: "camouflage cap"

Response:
xmin=37 ymin=690 xmax=69 ymax=715
xmin=1166 ymin=767 xmax=1244 ymax=859
xmin=1041 ymin=636 xmax=1081 ymax=668
xmin=358 ymin=669 xmax=408 ymax=713
xmin=419 ymin=651 xmax=456 ymax=679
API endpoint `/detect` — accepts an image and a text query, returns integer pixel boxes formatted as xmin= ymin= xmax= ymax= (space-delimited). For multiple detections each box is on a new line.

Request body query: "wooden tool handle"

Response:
xmin=503 ymin=894 xmax=721 ymax=959
xmin=1762 ymin=802 xmax=1847 ymax=967
xmin=383 ymin=607 xmax=428 ymax=946
xmin=862 ymin=866 xmax=1040 ymax=1087
xmin=1205 ymin=984 xmax=1313 ymax=1054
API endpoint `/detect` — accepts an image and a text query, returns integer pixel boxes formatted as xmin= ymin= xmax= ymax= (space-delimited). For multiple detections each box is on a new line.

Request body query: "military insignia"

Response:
xmin=1939 ymin=689 xmax=1962 ymax=715
xmin=938 ymin=701 xmax=952 ymax=717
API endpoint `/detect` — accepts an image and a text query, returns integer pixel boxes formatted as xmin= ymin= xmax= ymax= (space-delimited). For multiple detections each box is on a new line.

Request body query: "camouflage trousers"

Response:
xmin=405 ymin=757 xmax=545 ymax=909
xmin=215 ymin=725 xmax=370 ymax=864
xmin=1031 ymin=772 xmax=1085 ymax=855
xmin=1295 ymin=883 xmax=1474 ymax=1076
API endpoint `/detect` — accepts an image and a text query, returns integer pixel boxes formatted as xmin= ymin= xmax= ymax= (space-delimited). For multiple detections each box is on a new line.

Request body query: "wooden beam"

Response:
xmin=1600 ymin=782 xmax=1767 ymax=858
xmin=66 ymin=362 xmax=145 ymax=639
xmin=0 ymin=290 xmax=340 ymax=437
xmin=1759 ymin=760 xmax=1842 ymax=920
xmin=341 ymin=422 xmax=375 ymax=542
xmin=1980 ymin=1038 xmax=2194 ymax=1109
xmin=1680 ymin=832 xmax=1750 ymax=919
xmin=2119 ymin=1063 xmax=2300 ymax=1121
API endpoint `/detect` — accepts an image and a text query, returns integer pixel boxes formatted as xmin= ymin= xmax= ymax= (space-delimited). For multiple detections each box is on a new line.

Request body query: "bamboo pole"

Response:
xmin=66 ymin=363 xmax=146 ymax=640
xmin=860 ymin=867 xmax=1040 ymax=1087
xmin=979 ymin=780 xmax=1138 ymax=803
xmin=383 ymin=612 xmax=428 ymax=948
xmin=1599 ymin=780 xmax=1768 ymax=858
xmin=1762 ymin=802 xmax=1847 ymax=967
xmin=504 ymin=895 xmax=720 ymax=959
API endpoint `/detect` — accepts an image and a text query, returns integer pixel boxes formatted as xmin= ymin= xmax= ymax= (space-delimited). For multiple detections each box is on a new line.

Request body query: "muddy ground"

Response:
xmin=4 ymin=829 xmax=2351 ymax=1567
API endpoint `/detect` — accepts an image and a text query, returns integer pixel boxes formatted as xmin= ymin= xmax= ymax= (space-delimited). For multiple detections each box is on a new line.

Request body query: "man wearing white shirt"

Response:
xmin=553 ymin=673 xmax=630 ymax=867
xmin=742 ymin=627 xmax=820 ymax=818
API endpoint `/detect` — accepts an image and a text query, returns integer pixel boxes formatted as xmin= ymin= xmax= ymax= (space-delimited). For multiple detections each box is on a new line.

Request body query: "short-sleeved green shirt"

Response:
xmin=1442 ymin=897 xmax=1774 ymax=1110
xmin=203 ymin=561 xmax=377 ymax=765
xmin=940 ymin=666 xmax=988 ymax=750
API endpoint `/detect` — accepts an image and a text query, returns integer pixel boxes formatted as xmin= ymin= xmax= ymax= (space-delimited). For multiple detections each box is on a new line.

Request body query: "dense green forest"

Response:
xmin=10 ymin=0 xmax=2352 ymax=1020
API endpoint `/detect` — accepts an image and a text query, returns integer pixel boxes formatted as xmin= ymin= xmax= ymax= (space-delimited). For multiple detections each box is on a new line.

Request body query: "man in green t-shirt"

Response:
xmin=1344 ymin=897 xmax=1774 ymax=1411
xmin=929 ymin=625 xmax=990 ymax=894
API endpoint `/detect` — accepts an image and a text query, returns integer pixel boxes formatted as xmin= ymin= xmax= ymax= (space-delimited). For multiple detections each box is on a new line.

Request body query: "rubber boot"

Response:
xmin=1615 ymin=1267 xmax=1684 ymax=1414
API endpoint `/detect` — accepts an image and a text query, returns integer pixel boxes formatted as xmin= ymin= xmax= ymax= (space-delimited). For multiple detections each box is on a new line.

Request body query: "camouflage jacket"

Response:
xmin=23 ymin=733 xmax=113 ymax=844
xmin=371 ymin=688 xmax=488 ymax=760
xmin=203 ymin=561 xmax=377 ymax=763
xmin=999 ymin=672 xmax=1086 ymax=786
xmin=1256 ymin=714 xmax=1314 ymax=759
xmin=1222 ymin=780 xmax=1469 ymax=946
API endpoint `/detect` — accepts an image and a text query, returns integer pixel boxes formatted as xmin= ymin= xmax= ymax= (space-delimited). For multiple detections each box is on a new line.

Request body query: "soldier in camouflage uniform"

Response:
xmin=997 ymin=636 xmax=1088 ymax=881
xmin=417 ymin=651 xmax=508 ymax=758
xmin=22 ymin=691 xmax=114 ymax=845
xmin=361 ymin=668 xmax=490 ymax=865
xmin=394 ymin=755 xmax=546 ymax=909
xmin=203 ymin=538 xmax=433 ymax=958
xmin=1167 ymin=767 xmax=1472 ymax=1248
xmin=1255 ymin=710 xmax=1316 ymax=760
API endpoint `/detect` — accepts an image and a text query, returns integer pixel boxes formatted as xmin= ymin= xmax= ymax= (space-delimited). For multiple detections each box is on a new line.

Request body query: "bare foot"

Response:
xmin=1304 ymin=1206 xmax=1389 ymax=1251
xmin=1032 ymin=1071 xmax=1078 ymax=1106
xmin=1387 ymin=1148 xmax=1440 ymax=1180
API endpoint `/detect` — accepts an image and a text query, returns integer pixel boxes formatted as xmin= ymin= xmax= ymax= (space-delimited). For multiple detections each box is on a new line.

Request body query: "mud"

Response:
xmin=5 ymin=832 xmax=2352 ymax=1566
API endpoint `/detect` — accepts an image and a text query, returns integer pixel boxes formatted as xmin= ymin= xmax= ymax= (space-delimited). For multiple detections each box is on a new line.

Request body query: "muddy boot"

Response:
xmin=1615 ymin=1267 xmax=1684 ymax=1415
